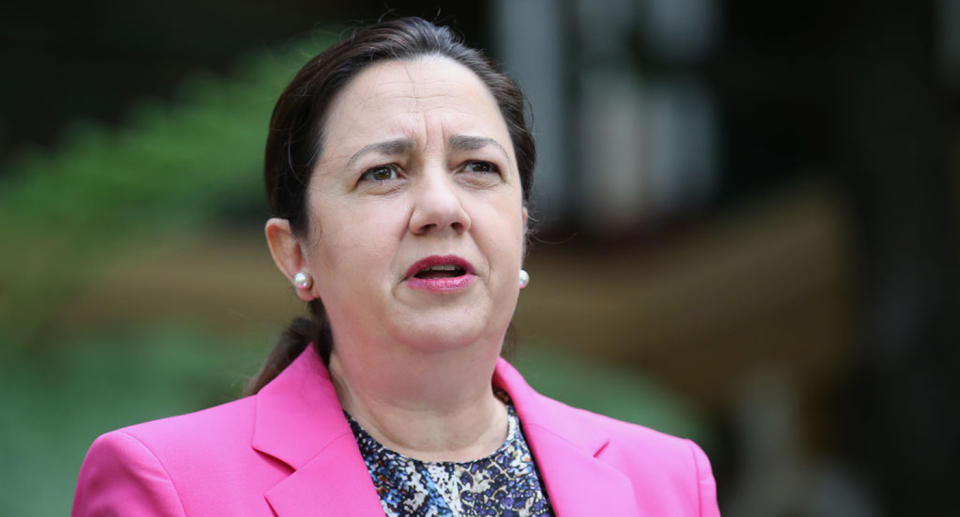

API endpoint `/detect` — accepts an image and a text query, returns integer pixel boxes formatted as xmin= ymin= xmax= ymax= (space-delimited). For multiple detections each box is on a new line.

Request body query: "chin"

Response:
xmin=391 ymin=317 xmax=501 ymax=354
xmin=379 ymin=293 xmax=517 ymax=353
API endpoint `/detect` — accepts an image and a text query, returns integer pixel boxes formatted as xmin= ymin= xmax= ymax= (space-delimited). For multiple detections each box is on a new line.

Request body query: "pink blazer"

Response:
xmin=73 ymin=345 xmax=720 ymax=516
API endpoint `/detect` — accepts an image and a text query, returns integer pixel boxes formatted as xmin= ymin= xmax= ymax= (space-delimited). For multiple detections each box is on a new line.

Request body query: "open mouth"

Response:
xmin=405 ymin=255 xmax=476 ymax=292
xmin=413 ymin=264 xmax=467 ymax=279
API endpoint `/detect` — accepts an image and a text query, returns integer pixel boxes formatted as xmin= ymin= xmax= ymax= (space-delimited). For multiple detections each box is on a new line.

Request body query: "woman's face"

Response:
xmin=301 ymin=56 xmax=526 ymax=355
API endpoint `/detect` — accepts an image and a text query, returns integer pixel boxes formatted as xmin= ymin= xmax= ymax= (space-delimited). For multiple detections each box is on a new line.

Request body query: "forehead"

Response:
xmin=321 ymin=56 xmax=510 ymax=154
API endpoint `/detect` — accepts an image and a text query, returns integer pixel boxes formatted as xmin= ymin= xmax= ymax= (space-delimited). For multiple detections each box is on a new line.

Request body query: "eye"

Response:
xmin=462 ymin=161 xmax=500 ymax=174
xmin=360 ymin=165 xmax=398 ymax=182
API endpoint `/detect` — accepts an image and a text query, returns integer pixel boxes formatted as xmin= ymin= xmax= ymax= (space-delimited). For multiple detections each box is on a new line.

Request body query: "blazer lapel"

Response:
xmin=495 ymin=359 xmax=641 ymax=517
xmin=252 ymin=345 xmax=384 ymax=517
xmin=264 ymin=433 xmax=385 ymax=517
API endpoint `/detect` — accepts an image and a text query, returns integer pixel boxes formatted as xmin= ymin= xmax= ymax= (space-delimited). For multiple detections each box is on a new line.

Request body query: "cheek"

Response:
xmin=473 ymin=198 xmax=526 ymax=261
xmin=310 ymin=199 xmax=407 ymax=281
xmin=496 ymin=194 xmax=526 ymax=241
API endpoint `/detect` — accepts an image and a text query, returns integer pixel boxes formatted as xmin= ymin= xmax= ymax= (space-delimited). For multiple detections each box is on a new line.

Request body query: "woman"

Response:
xmin=73 ymin=17 xmax=720 ymax=516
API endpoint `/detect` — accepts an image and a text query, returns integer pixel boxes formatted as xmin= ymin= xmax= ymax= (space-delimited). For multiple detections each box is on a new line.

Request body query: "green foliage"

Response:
xmin=0 ymin=35 xmax=334 ymax=344
xmin=0 ymin=325 xmax=269 ymax=516
xmin=513 ymin=343 xmax=704 ymax=441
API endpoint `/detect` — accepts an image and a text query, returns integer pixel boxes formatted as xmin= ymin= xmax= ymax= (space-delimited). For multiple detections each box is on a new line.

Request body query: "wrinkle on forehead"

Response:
xmin=318 ymin=56 xmax=513 ymax=166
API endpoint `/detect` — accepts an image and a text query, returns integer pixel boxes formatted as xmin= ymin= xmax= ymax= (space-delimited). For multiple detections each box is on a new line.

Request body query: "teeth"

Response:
xmin=427 ymin=265 xmax=458 ymax=271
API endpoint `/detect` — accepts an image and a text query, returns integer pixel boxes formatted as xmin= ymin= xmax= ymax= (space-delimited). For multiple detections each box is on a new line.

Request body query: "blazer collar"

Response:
xmin=253 ymin=344 xmax=384 ymax=516
xmin=253 ymin=345 xmax=639 ymax=516
xmin=494 ymin=358 xmax=641 ymax=516
xmin=252 ymin=343 xmax=347 ymax=469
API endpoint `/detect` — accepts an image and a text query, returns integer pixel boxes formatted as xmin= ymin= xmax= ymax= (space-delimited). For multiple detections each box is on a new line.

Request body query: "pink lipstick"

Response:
xmin=405 ymin=255 xmax=476 ymax=292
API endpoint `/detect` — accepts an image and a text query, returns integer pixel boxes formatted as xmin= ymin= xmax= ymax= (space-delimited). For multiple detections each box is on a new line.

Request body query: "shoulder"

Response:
xmin=73 ymin=429 xmax=188 ymax=517
xmin=499 ymin=357 xmax=706 ymax=468
xmin=578 ymin=401 xmax=716 ymax=495
xmin=530 ymin=390 xmax=708 ymax=472
xmin=73 ymin=397 xmax=282 ymax=517
xmin=109 ymin=395 xmax=257 ymax=459
xmin=81 ymin=395 xmax=260 ymax=478
xmin=517 ymin=388 xmax=720 ymax=516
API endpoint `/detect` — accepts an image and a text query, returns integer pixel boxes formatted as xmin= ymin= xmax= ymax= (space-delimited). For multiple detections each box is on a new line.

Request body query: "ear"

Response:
xmin=521 ymin=206 xmax=530 ymax=242
xmin=521 ymin=206 xmax=530 ymax=259
xmin=265 ymin=218 xmax=315 ymax=301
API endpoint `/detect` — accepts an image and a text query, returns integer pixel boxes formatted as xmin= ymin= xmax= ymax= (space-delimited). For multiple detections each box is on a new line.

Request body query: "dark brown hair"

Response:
xmin=245 ymin=17 xmax=536 ymax=395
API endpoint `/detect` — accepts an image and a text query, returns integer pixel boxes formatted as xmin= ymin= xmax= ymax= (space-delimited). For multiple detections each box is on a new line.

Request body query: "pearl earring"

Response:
xmin=519 ymin=269 xmax=530 ymax=288
xmin=293 ymin=271 xmax=313 ymax=290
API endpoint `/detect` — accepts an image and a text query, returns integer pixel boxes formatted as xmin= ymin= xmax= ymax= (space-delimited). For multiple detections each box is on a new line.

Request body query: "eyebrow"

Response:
xmin=345 ymin=138 xmax=414 ymax=168
xmin=448 ymin=135 xmax=509 ymax=161
xmin=344 ymin=135 xmax=510 ymax=168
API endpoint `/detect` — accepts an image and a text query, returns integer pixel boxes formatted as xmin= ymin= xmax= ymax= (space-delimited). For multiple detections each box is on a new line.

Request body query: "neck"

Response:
xmin=328 ymin=339 xmax=508 ymax=462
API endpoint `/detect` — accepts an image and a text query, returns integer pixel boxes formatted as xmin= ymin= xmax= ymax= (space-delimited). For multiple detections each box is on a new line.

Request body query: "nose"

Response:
xmin=408 ymin=167 xmax=471 ymax=236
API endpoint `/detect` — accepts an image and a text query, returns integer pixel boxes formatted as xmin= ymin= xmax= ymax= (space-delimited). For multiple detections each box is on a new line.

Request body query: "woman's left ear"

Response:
xmin=520 ymin=206 xmax=531 ymax=261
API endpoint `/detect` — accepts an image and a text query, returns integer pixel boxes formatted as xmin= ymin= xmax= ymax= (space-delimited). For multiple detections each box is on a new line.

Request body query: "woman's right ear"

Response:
xmin=265 ymin=218 xmax=315 ymax=301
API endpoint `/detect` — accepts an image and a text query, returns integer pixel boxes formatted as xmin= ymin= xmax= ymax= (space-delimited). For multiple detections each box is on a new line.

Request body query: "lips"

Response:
xmin=405 ymin=255 xmax=476 ymax=292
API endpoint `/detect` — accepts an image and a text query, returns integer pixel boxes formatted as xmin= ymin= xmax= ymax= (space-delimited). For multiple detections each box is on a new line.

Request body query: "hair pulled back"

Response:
xmin=247 ymin=17 xmax=536 ymax=395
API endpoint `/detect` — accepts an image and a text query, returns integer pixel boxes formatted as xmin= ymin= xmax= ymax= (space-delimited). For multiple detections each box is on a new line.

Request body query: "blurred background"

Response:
xmin=2 ymin=0 xmax=958 ymax=515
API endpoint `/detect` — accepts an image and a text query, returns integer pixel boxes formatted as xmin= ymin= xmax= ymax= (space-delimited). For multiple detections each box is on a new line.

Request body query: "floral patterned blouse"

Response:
xmin=346 ymin=401 xmax=555 ymax=516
